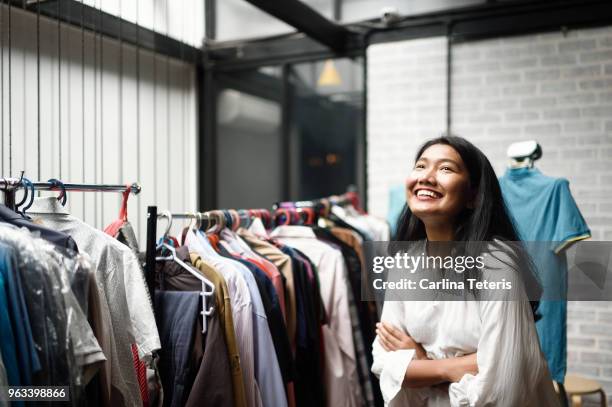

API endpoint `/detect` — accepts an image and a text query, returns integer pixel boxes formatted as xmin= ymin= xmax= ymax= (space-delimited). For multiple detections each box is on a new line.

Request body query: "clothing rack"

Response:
xmin=273 ymin=190 xmax=361 ymax=215
xmin=0 ymin=177 xmax=141 ymax=211
xmin=143 ymin=192 xmax=363 ymax=315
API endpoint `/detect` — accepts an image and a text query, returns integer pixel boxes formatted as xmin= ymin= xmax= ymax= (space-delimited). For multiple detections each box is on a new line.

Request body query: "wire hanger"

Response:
xmin=156 ymin=210 xmax=215 ymax=333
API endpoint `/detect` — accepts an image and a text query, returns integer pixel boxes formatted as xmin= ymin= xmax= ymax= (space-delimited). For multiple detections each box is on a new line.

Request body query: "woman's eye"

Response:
xmin=415 ymin=164 xmax=425 ymax=169
xmin=441 ymin=166 xmax=453 ymax=172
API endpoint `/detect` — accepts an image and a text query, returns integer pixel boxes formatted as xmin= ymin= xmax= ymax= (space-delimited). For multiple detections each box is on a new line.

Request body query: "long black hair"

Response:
xmin=394 ymin=135 xmax=542 ymax=315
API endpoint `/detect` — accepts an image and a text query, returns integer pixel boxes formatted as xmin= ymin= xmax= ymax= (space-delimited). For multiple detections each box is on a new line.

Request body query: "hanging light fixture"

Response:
xmin=317 ymin=59 xmax=342 ymax=87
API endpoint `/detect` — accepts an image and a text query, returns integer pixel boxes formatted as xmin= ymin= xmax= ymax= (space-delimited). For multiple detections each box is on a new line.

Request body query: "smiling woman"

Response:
xmin=372 ymin=135 xmax=557 ymax=406
xmin=406 ymin=144 xmax=476 ymax=241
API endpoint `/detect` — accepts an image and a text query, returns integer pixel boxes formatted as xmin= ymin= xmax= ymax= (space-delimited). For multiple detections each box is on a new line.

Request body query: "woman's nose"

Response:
xmin=417 ymin=167 xmax=437 ymax=185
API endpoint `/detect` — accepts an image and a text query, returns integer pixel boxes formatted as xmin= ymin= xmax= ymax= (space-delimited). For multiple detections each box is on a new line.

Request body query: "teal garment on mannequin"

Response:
xmin=387 ymin=185 xmax=406 ymax=238
xmin=499 ymin=167 xmax=591 ymax=384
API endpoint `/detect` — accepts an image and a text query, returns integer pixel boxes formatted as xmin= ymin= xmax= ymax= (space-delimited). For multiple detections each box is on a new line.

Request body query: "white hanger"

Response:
xmin=156 ymin=210 xmax=215 ymax=334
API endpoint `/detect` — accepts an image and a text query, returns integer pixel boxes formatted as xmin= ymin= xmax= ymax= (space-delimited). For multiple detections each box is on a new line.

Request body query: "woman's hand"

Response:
xmin=443 ymin=353 xmax=478 ymax=383
xmin=376 ymin=322 xmax=428 ymax=360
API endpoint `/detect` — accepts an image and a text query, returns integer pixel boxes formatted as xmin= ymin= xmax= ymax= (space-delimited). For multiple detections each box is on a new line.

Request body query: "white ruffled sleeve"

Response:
xmin=371 ymin=300 xmax=416 ymax=404
xmin=448 ymin=248 xmax=553 ymax=407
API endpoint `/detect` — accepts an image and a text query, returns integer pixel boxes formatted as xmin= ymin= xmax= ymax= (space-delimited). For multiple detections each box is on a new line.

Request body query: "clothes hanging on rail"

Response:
xmin=154 ymin=246 xmax=238 ymax=407
xmin=0 ymin=223 xmax=105 ymax=406
xmin=104 ymin=192 xmax=157 ymax=407
xmin=146 ymin=195 xmax=388 ymax=407
xmin=23 ymin=197 xmax=161 ymax=407
xmin=187 ymin=227 xmax=288 ymax=407
xmin=237 ymin=227 xmax=297 ymax=349
xmin=271 ymin=225 xmax=362 ymax=407
xmin=1 ymin=187 xmax=387 ymax=407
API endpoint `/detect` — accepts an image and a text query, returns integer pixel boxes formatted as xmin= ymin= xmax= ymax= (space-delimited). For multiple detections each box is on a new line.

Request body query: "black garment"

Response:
xmin=154 ymin=247 xmax=235 ymax=407
xmin=0 ymin=204 xmax=79 ymax=252
xmin=185 ymin=311 xmax=234 ymax=407
xmin=280 ymin=245 xmax=326 ymax=407
xmin=326 ymin=212 xmax=370 ymax=241
xmin=154 ymin=290 xmax=200 ymax=407
xmin=216 ymin=245 xmax=295 ymax=387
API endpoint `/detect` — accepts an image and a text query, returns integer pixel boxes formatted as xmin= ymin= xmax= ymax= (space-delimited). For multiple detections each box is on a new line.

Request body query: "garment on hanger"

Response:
xmin=153 ymin=244 xmax=235 ymax=407
xmin=220 ymin=228 xmax=287 ymax=318
xmin=315 ymin=227 xmax=380 ymax=407
xmin=0 ymin=224 xmax=106 ymax=406
xmin=271 ymin=225 xmax=362 ymax=407
xmin=277 ymin=244 xmax=327 ymax=407
xmin=208 ymin=232 xmax=288 ymax=407
xmin=189 ymin=252 xmax=246 ymax=407
xmin=187 ymin=228 xmax=287 ymax=407
xmin=0 ymin=241 xmax=41 ymax=386
xmin=0 ymin=204 xmax=79 ymax=252
xmin=154 ymin=291 xmax=200 ymax=407
xmin=239 ymin=224 xmax=297 ymax=349
xmin=331 ymin=205 xmax=391 ymax=242
xmin=499 ymin=167 xmax=591 ymax=384
xmin=29 ymin=197 xmax=160 ymax=406
xmin=104 ymin=194 xmax=157 ymax=407
xmin=216 ymin=236 xmax=295 ymax=391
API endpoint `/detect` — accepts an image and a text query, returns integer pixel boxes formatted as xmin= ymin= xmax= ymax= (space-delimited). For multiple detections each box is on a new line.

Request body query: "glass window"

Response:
xmin=216 ymin=67 xmax=284 ymax=208
xmin=288 ymin=57 xmax=365 ymax=200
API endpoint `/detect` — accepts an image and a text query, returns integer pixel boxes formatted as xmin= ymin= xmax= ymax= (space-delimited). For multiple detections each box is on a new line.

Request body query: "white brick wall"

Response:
xmin=367 ymin=26 xmax=612 ymax=404
xmin=366 ymin=37 xmax=448 ymax=218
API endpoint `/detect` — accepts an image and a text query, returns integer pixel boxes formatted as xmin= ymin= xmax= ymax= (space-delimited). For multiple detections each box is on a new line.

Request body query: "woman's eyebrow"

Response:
xmin=417 ymin=157 xmax=461 ymax=166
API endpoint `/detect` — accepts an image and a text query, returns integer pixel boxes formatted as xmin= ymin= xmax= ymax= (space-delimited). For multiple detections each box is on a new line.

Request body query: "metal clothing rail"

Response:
xmin=0 ymin=177 xmax=141 ymax=211
xmin=273 ymin=190 xmax=357 ymax=212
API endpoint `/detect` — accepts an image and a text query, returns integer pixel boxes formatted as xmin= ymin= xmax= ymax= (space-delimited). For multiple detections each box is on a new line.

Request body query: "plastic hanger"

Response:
xmin=156 ymin=210 xmax=215 ymax=333
xmin=47 ymin=178 xmax=68 ymax=206
xmin=16 ymin=177 xmax=35 ymax=216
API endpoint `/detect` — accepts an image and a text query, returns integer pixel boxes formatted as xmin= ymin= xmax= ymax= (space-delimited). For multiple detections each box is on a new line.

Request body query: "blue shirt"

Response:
xmin=387 ymin=184 xmax=406 ymax=238
xmin=0 ymin=271 xmax=19 ymax=386
xmin=499 ymin=167 xmax=591 ymax=383
xmin=0 ymin=243 xmax=41 ymax=385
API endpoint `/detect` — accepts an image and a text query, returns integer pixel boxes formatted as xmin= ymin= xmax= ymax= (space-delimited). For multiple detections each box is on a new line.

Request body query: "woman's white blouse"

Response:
xmin=371 ymin=245 xmax=560 ymax=406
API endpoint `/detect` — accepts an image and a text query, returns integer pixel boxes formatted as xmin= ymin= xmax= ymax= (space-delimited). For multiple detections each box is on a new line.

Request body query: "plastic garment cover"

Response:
xmin=0 ymin=224 xmax=103 ymax=406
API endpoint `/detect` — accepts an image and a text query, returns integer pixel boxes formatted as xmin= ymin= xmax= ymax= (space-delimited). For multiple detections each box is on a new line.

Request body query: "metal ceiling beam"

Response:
xmin=243 ymin=0 xmax=351 ymax=52
xmin=367 ymin=0 xmax=612 ymax=44
xmin=206 ymin=33 xmax=363 ymax=72
xmin=208 ymin=0 xmax=612 ymax=70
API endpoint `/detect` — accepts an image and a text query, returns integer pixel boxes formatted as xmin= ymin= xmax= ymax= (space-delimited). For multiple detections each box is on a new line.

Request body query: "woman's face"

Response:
xmin=406 ymin=144 xmax=473 ymax=224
